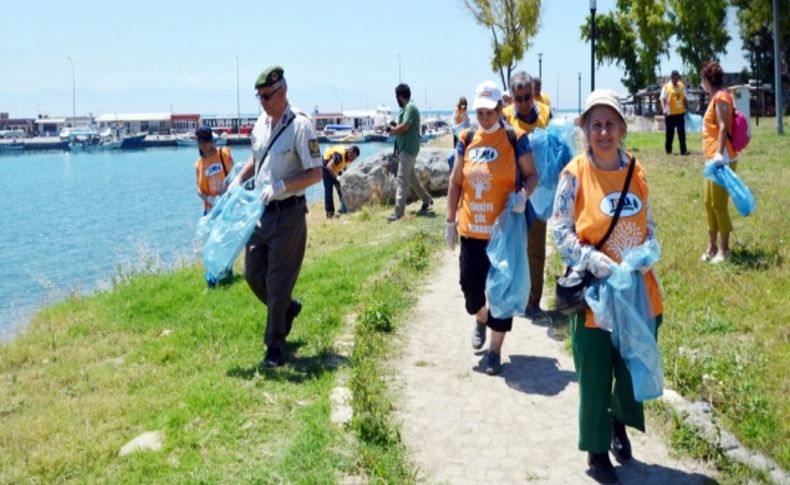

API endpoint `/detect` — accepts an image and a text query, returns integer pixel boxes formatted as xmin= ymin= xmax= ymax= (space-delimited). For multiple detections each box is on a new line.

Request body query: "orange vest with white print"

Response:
xmin=195 ymin=147 xmax=233 ymax=196
xmin=702 ymin=90 xmax=736 ymax=160
xmin=503 ymin=103 xmax=550 ymax=135
xmin=564 ymin=152 xmax=664 ymax=328
xmin=457 ymin=127 xmax=521 ymax=240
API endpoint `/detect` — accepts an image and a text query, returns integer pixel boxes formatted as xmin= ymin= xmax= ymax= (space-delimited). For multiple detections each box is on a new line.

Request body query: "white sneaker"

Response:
xmin=711 ymin=252 xmax=729 ymax=264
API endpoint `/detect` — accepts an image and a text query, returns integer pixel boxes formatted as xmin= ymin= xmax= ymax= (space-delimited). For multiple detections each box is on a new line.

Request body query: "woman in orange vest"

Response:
xmin=445 ymin=80 xmax=538 ymax=376
xmin=194 ymin=126 xmax=233 ymax=215
xmin=553 ymin=90 xmax=663 ymax=484
xmin=700 ymin=60 xmax=737 ymax=264
xmin=321 ymin=145 xmax=359 ymax=218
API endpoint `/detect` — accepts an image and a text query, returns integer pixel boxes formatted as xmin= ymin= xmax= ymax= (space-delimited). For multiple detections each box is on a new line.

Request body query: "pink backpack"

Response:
xmin=723 ymin=91 xmax=750 ymax=152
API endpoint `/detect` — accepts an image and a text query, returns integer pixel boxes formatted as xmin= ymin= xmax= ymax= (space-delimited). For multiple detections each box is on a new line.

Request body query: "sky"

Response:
xmin=0 ymin=0 xmax=748 ymax=119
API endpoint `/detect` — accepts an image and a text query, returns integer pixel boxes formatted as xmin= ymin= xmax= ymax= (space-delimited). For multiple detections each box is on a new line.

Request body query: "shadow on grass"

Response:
xmin=615 ymin=457 xmax=717 ymax=484
xmin=225 ymin=342 xmax=348 ymax=384
xmin=728 ymin=246 xmax=783 ymax=271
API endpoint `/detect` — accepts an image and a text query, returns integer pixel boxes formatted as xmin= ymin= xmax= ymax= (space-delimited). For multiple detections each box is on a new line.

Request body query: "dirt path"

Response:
xmin=393 ymin=246 xmax=716 ymax=484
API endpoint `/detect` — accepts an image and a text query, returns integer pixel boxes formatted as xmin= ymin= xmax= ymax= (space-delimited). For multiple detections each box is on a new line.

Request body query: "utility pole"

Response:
xmin=538 ymin=52 xmax=543 ymax=79
xmin=773 ymin=0 xmax=784 ymax=134
xmin=236 ymin=56 xmax=241 ymax=134
xmin=590 ymin=0 xmax=597 ymax=91
xmin=67 ymin=57 xmax=76 ymax=126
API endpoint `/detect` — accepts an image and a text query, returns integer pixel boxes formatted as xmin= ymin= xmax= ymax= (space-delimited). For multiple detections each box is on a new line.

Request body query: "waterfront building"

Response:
xmin=96 ymin=113 xmax=172 ymax=135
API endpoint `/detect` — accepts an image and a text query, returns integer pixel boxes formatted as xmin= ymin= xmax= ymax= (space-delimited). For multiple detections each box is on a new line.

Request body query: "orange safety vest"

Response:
xmin=702 ymin=90 xmax=736 ymax=160
xmin=195 ymin=147 xmax=233 ymax=211
xmin=323 ymin=145 xmax=351 ymax=173
xmin=457 ymin=127 xmax=523 ymax=240
xmin=563 ymin=152 xmax=664 ymax=328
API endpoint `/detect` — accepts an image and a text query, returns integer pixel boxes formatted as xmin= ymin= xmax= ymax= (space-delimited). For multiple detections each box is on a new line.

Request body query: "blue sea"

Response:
xmin=0 ymin=142 xmax=390 ymax=340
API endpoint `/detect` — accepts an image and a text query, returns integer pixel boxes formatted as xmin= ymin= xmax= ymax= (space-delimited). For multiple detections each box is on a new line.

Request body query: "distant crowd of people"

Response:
xmin=192 ymin=59 xmax=739 ymax=484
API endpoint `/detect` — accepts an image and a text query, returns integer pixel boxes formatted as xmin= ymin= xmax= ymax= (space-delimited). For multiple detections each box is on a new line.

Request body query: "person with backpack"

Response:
xmin=700 ymin=60 xmax=738 ymax=264
xmin=194 ymin=125 xmax=234 ymax=215
xmin=445 ymin=80 xmax=538 ymax=376
xmin=553 ymin=90 xmax=663 ymax=484
xmin=503 ymin=71 xmax=551 ymax=323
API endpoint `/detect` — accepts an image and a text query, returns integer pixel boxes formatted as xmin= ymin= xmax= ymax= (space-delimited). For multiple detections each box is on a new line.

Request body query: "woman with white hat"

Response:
xmin=553 ymin=90 xmax=664 ymax=483
xmin=445 ymin=80 xmax=538 ymax=376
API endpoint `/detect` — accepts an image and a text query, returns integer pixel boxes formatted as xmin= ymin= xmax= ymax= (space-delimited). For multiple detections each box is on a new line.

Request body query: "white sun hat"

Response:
xmin=472 ymin=80 xmax=502 ymax=110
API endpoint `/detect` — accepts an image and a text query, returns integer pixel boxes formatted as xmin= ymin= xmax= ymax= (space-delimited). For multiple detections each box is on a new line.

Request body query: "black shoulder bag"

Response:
xmin=554 ymin=155 xmax=636 ymax=316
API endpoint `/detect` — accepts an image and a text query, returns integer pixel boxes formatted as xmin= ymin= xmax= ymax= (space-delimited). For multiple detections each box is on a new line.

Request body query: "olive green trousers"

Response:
xmin=569 ymin=312 xmax=662 ymax=453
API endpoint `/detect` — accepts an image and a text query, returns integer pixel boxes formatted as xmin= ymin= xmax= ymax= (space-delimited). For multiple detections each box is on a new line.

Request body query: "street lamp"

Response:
xmin=236 ymin=56 xmax=241 ymax=134
xmin=67 ymin=56 xmax=75 ymax=126
xmin=590 ymin=0 xmax=597 ymax=91
xmin=538 ymin=52 xmax=543 ymax=79
xmin=578 ymin=72 xmax=582 ymax=113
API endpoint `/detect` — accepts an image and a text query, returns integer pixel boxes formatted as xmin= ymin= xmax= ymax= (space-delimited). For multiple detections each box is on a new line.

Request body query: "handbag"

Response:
xmin=555 ymin=155 xmax=636 ymax=315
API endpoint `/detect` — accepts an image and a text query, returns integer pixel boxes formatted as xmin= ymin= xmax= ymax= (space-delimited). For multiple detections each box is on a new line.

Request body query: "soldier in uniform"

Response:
xmin=228 ymin=66 xmax=323 ymax=367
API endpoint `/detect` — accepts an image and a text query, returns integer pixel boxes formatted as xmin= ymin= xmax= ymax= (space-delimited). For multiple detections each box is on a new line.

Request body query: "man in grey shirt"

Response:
xmin=387 ymin=83 xmax=433 ymax=221
xmin=229 ymin=66 xmax=322 ymax=367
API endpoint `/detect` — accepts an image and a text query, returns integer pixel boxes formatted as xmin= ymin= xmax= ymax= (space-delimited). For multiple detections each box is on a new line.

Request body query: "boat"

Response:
xmin=175 ymin=133 xmax=228 ymax=147
xmin=322 ymin=124 xmax=362 ymax=143
xmin=61 ymin=128 xmax=102 ymax=151
xmin=0 ymin=141 xmax=24 ymax=151
xmin=98 ymin=128 xmax=147 ymax=149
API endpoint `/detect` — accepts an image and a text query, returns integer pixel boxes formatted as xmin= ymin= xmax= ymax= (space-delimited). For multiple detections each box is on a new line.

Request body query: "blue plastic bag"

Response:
xmin=527 ymin=120 xmax=577 ymax=221
xmin=197 ymin=182 xmax=264 ymax=284
xmin=485 ymin=192 xmax=530 ymax=319
xmin=685 ymin=112 xmax=702 ymax=133
xmin=585 ymin=240 xmax=664 ymax=401
xmin=703 ymin=160 xmax=756 ymax=217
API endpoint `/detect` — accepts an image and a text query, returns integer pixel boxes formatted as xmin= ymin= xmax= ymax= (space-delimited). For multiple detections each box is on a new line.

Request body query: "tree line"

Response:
xmin=464 ymin=0 xmax=788 ymax=94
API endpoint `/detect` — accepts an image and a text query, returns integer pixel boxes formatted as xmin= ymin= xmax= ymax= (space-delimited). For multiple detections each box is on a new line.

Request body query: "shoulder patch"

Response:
xmin=308 ymin=139 xmax=320 ymax=158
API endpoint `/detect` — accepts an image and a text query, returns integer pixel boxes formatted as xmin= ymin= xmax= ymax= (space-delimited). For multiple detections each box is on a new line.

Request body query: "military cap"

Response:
xmin=255 ymin=66 xmax=285 ymax=89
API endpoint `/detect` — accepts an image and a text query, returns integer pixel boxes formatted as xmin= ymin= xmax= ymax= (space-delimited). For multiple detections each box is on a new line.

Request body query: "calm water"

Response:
xmin=0 ymin=142 xmax=390 ymax=340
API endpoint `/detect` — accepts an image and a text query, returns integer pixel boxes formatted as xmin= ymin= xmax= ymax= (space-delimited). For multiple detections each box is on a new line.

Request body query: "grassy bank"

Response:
xmin=0 ymin=204 xmax=443 ymax=483
xmin=623 ymin=121 xmax=789 ymax=470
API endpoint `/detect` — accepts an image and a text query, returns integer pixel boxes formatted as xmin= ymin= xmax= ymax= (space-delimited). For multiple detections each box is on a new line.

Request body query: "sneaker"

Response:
xmin=285 ymin=299 xmax=302 ymax=337
xmin=524 ymin=305 xmax=549 ymax=323
xmin=700 ymin=251 xmax=715 ymax=263
xmin=419 ymin=199 xmax=434 ymax=213
xmin=711 ymin=252 xmax=729 ymax=264
xmin=485 ymin=351 xmax=502 ymax=376
xmin=261 ymin=347 xmax=285 ymax=368
xmin=681 ymin=151 xmax=691 ymax=156
xmin=610 ymin=418 xmax=632 ymax=462
xmin=471 ymin=321 xmax=486 ymax=350
xmin=386 ymin=213 xmax=402 ymax=222
xmin=587 ymin=452 xmax=618 ymax=484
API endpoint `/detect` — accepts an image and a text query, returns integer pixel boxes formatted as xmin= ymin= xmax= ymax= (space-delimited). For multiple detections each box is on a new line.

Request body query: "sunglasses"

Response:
xmin=256 ymin=86 xmax=281 ymax=101
xmin=514 ymin=94 xmax=532 ymax=103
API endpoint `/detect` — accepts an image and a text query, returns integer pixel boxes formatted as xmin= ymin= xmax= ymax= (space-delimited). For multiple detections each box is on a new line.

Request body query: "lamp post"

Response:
xmin=578 ymin=72 xmax=582 ymax=113
xmin=538 ymin=52 xmax=543 ymax=79
xmin=773 ymin=0 xmax=784 ymax=135
xmin=590 ymin=0 xmax=596 ymax=92
xmin=236 ymin=56 xmax=241 ymax=134
xmin=67 ymin=56 xmax=75 ymax=126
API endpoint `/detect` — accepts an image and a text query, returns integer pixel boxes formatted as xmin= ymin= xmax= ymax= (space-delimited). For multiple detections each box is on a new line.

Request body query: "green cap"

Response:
xmin=255 ymin=66 xmax=284 ymax=89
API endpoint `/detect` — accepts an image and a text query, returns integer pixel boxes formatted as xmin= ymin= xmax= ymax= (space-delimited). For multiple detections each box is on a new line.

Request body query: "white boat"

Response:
xmin=61 ymin=128 xmax=102 ymax=151
xmin=175 ymin=133 xmax=228 ymax=147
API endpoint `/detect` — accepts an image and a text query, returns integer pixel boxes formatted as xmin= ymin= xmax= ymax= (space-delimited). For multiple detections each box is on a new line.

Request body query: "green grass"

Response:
xmin=0 ymin=203 xmax=443 ymax=483
xmin=624 ymin=119 xmax=790 ymax=470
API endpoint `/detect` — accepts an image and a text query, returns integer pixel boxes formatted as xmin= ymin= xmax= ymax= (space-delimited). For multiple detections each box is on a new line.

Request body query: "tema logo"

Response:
xmin=468 ymin=146 xmax=499 ymax=163
xmin=599 ymin=192 xmax=642 ymax=217
xmin=205 ymin=164 xmax=224 ymax=177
